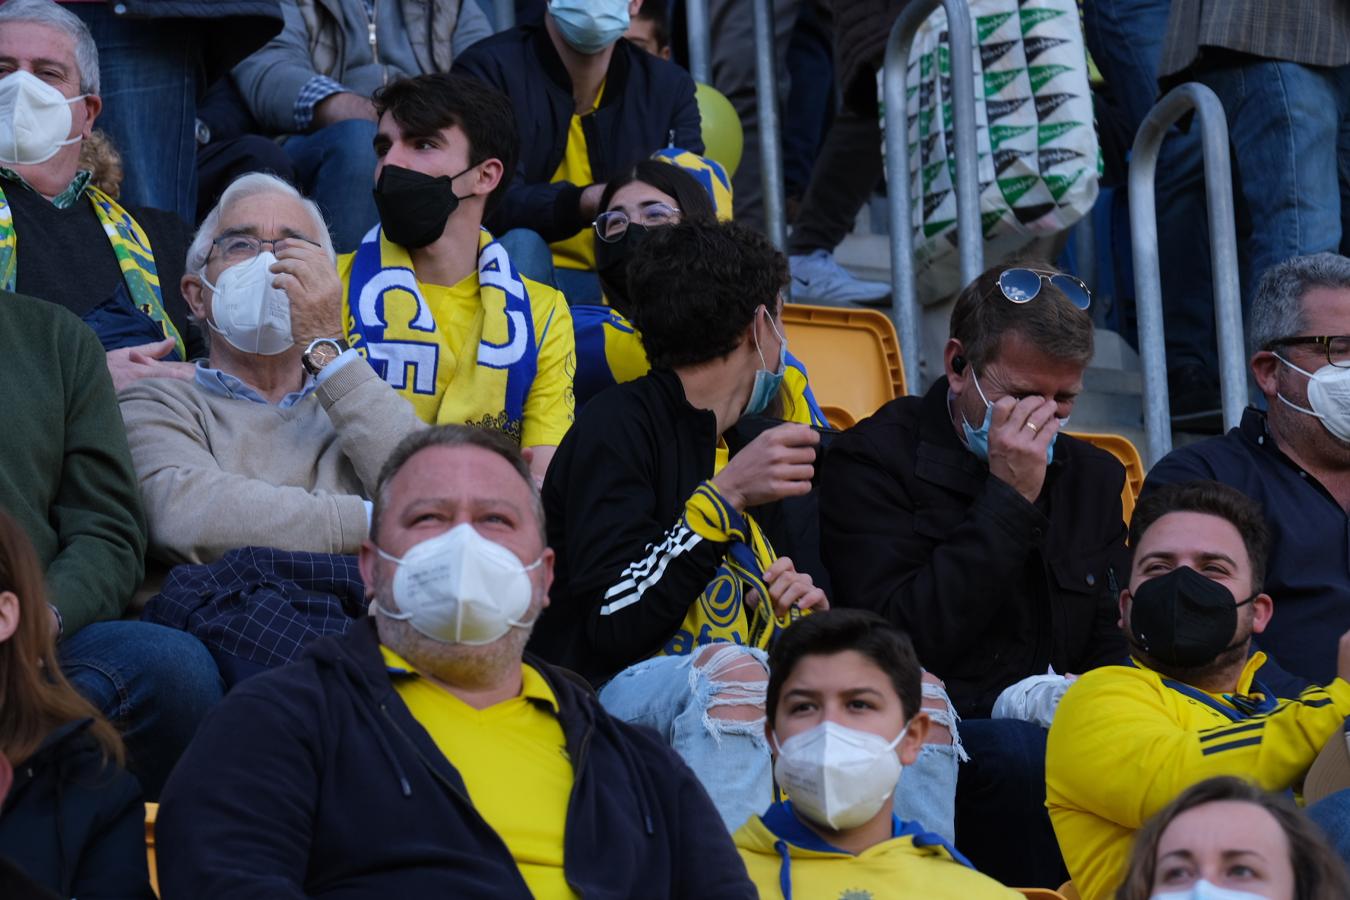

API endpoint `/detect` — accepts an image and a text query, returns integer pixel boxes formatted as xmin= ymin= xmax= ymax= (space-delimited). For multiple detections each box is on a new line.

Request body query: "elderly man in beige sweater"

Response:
xmin=119 ymin=173 xmax=423 ymax=566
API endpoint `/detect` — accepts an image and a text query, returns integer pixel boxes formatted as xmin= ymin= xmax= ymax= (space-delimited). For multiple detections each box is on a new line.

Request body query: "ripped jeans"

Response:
xmin=598 ymin=644 xmax=963 ymax=840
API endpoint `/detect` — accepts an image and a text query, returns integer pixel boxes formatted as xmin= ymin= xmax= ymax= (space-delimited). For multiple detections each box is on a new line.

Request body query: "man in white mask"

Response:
xmin=157 ymin=424 xmax=757 ymax=899
xmin=734 ymin=609 xmax=1019 ymax=898
xmin=118 ymin=172 xmax=424 ymax=568
xmin=1144 ymin=252 xmax=1350 ymax=698
xmin=0 ymin=0 xmax=204 ymax=390
xmin=452 ymin=0 xmax=701 ymax=305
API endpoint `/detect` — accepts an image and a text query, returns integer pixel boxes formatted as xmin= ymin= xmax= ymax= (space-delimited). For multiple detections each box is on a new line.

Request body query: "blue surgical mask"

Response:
xmin=958 ymin=369 xmax=1067 ymax=465
xmin=744 ymin=308 xmax=787 ymax=417
xmin=549 ymin=0 xmax=630 ymax=55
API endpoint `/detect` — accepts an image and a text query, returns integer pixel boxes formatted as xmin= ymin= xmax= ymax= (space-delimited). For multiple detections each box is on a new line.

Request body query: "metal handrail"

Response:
xmin=751 ymin=0 xmax=788 ymax=253
xmin=883 ymin=0 xmax=981 ymax=395
xmin=686 ymin=0 xmax=711 ymax=85
xmin=1128 ymin=82 xmax=1244 ymax=466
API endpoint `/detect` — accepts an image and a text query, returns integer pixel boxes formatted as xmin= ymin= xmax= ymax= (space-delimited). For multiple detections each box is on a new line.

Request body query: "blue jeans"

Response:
xmin=598 ymin=646 xmax=961 ymax=841
xmin=1197 ymin=60 xmax=1350 ymax=298
xmin=1082 ymin=0 xmax=1215 ymax=371
xmin=496 ymin=228 xmax=602 ymax=304
xmin=70 ymin=8 xmax=201 ymax=224
xmin=956 ymin=718 xmax=1066 ymax=887
xmin=284 ymin=119 xmax=381 ymax=253
xmin=1307 ymin=788 xmax=1350 ymax=870
xmin=60 ymin=621 xmax=223 ymax=801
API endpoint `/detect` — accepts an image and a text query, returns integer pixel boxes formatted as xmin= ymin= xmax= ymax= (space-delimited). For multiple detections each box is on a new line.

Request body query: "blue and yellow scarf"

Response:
xmin=0 ymin=180 xmax=186 ymax=359
xmin=344 ymin=226 xmax=538 ymax=440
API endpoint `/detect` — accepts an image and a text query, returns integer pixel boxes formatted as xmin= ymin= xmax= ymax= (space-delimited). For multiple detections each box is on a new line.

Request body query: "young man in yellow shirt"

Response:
xmin=340 ymin=74 xmax=575 ymax=484
xmin=157 ymin=425 xmax=756 ymax=898
xmin=735 ymin=609 xmax=1019 ymax=899
xmin=1046 ymin=480 xmax=1350 ymax=900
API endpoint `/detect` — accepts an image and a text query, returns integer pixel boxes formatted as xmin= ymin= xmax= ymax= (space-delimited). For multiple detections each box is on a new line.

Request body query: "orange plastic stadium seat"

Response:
xmin=782 ymin=303 xmax=906 ymax=427
xmin=1065 ymin=431 xmax=1146 ymax=522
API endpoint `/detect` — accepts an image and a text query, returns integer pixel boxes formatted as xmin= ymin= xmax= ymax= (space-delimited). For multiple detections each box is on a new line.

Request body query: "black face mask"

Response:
xmin=595 ymin=224 xmax=652 ymax=316
xmin=1128 ymin=565 xmax=1255 ymax=668
xmin=372 ymin=163 xmax=472 ymax=249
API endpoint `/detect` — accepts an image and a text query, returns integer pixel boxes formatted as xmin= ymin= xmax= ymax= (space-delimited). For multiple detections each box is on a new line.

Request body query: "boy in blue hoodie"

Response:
xmin=734 ymin=610 xmax=1019 ymax=899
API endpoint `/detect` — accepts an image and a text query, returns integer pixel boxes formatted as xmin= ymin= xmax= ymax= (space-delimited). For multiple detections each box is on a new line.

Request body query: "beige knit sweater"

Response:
xmin=119 ymin=357 xmax=423 ymax=566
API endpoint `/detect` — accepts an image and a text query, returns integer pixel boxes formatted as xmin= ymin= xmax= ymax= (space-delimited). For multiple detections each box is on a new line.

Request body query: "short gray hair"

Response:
xmin=0 ymin=0 xmax=99 ymax=95
xmin=1249 ymin=252 xmax=1350 ymax=354
xmin=187 ymin=172 xmax=335 ymax=273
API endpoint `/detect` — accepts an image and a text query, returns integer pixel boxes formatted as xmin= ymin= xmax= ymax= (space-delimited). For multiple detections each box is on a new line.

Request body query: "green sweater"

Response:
xmin=0 ymin=291 xmax=146 ymax=635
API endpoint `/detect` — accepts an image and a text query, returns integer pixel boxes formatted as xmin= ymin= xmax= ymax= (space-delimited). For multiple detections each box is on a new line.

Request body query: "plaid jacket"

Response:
xmin=1161 ymin=0 xmax=1350 ymax=78
xmin=143 ymin=547 xmax=366 ymax=687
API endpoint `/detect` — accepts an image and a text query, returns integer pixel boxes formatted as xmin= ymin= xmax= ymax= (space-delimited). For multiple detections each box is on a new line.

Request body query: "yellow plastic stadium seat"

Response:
xmin=1059 ymin=880 xmax=1083 ymax=900
xmin=1064 ymin=431 xmax=1145 ymax=523
xmin=146 ymin=802 xmax=159 ymax=897
xmin=1017 ymin=890 xmax=1069 ymax=900
xmin=819 ymin=405 xmax=857 ymax=430
xmin=782 ymin=304 xmax=906 ymax=427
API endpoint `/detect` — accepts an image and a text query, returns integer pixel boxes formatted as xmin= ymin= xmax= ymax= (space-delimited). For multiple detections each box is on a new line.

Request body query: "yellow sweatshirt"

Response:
xmin=1046 ymin=654 xmax=1350 ymax=900
xmin=734 ymin=801 xmax=1020 ymax=900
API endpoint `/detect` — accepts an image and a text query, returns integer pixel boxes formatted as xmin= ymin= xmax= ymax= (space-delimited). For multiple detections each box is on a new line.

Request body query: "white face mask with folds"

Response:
xmin=1274 ymin=354 xmax=1350 ymax=443
xmin=1150 ymin=880 xmax=1269 ymax=900
xmin=200 ymin=251 xmax=294 ymax=356
xmin=772 ymin=720 xmax=908 ymax=831
xmin=371 ymin=523 xmax=543 ymax=646
xmin=0 ymin=70 xmax=86 ymax=166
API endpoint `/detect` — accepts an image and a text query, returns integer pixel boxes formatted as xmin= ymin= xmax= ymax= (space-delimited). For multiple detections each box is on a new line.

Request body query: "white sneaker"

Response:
xmin=789 ymin=249 xmax=891 ymax=305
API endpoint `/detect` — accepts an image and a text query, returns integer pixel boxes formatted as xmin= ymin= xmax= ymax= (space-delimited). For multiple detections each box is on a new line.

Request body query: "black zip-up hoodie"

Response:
xmin=157 ymin=617 xmax=755 ymax=899
xmin=0 ymin=719 xmax=152 ymax=899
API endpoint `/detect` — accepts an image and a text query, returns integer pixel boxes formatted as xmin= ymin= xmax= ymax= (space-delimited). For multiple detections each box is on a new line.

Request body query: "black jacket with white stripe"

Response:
xmin=533 ymin=368 xmax=822 ymax=684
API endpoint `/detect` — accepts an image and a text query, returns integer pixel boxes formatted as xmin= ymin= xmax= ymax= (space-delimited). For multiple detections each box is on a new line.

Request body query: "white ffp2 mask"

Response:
xmin=373 ymin=523 xmax=543 ymax=645
xmin=773 ymin=720 xmax=908 ymax=831
xmin=0 ymin=70 xmax=85 ymax=165
xmin=1274 ymin=354 xmax=1350 ymax=443
xmin=1151 ymin=880 xmax=1268 ymax=900
xmin=201 ymin=251 xmax=294 ymax=356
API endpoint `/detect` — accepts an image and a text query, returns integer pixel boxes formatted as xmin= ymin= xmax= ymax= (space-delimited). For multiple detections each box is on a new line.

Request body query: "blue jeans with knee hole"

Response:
xmin=599 ymin=646 xmax=961 ymax=841
xmin=60 ymin=621 xmax=223 ymax=801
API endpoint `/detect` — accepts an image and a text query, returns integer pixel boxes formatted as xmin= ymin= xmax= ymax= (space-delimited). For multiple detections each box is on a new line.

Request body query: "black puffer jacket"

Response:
xmin=0 ymin=720 xmax=152 ymax=899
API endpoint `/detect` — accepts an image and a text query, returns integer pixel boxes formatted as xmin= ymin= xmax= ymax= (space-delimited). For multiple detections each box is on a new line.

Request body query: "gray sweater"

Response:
xmin=234 ymin=0 xmax=493 ymax=134
xmin=119 ymin=356 xmax=422 ymax=566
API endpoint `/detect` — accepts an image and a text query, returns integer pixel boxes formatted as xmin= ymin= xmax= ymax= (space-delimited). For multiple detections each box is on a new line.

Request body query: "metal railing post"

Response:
xmin=1128 ymin=82 xmax=1244 ymax=466
xmin=494 ymin=0 xmax=514 ymax=31
xmin=686 ymin=0 xmax=711 ymax=85
xmin=883 ymin=0 xmax=981 ymax=394
xmin=751 ymin=0 xmax=787 ymax=253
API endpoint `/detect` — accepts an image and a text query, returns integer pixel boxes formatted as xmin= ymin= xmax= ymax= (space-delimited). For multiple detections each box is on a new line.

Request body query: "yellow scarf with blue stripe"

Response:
xmin=0 ymin=181 xmax=186 ymax=359
xmin=344 ymin=226 xmax=538 ymax=439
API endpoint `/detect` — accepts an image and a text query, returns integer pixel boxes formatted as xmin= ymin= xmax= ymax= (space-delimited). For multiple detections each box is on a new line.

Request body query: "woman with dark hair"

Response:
xmin=0 ymin=509 xmax=154 ymax=898
xmin=574 ymin=151 xmax=828 ymax=427
xmin=1116 ymin=776 xmax=1350 ymax=900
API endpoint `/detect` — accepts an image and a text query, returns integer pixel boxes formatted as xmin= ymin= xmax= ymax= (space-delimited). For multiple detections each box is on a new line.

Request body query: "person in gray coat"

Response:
xmin=232 ymin=0 xmax=492 ymax=251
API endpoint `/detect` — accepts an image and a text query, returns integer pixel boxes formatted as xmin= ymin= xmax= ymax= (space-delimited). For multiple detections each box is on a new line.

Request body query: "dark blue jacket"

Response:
xmin=0 ymin=720 xmax=152 ymax=899
xmin=157 ymin=617 xmax=755 ymax=899
xmin=1143 ymin=406 xmax=1338 ymax=697
xmin=454 ymin=25 xmax=703 ymax=245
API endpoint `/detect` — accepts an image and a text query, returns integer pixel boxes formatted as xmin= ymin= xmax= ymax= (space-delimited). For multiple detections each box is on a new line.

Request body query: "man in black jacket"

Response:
xmin=157 ymin=424 xmax=754 ymax=899
xmin=453 ymin=0 xmax=702 ymax=305
xmin=819 ymin=261 xmax=1130 ymax=886
xmin=533 ymin=222 xmax=964 ymax=840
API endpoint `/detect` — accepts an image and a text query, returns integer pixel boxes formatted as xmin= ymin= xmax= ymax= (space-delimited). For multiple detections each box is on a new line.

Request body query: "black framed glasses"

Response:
xmin=208 ymin=234 xmax=322 ymax=265
xmin=1265 ymin=335 xmax=1350 ymax=369
xmin=593 ymin=203 xmax=682 ymax=243
xmin=997 ymin=267 xmax=1092 ymax=310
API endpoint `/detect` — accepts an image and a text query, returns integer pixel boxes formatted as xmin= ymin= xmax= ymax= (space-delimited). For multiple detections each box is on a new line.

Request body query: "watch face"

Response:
xmin=311 ymin=342 xmax=340 ymax=366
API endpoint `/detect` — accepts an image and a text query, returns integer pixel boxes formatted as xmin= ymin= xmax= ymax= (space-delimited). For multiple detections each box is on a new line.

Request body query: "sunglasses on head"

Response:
xmin=996 ymin=268 xmax=1091 ymax=310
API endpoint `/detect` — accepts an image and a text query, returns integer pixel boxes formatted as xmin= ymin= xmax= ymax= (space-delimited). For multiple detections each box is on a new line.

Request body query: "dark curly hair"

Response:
xmin=626 ymin=220 xmax=788 ymax=370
